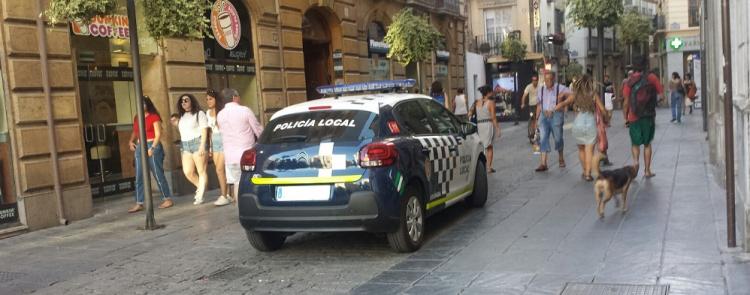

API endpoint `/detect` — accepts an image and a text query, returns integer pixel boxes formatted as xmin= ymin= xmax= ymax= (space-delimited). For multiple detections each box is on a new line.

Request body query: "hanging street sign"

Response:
xmin=211 ymin=0 xmax=241 ymax=50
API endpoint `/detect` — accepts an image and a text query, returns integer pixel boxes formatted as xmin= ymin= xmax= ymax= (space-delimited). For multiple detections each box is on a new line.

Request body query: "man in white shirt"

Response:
xmin=521 ymin=75 xmax=539 ymax=140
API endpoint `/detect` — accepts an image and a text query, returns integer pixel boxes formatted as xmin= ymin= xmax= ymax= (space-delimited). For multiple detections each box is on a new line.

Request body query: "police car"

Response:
xmin=238 ymin=80 xmax=488 ymax=253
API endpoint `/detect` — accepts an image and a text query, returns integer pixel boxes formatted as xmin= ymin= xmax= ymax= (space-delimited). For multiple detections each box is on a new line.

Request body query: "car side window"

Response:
xmin=419 ymin=99 xmax=459 ymax=135
xmin=393 ymin=101 xmax=434 ymax=135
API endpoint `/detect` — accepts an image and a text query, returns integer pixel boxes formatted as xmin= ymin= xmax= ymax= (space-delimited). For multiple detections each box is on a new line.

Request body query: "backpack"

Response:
xmin=629 ymin=73 xmax=657 ymax=118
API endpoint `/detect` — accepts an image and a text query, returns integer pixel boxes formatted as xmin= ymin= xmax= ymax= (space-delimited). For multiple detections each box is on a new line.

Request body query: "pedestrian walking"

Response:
xmin=451 ymin=88 xmax=469 ymax=121
xmin=430 ymin=81 xmax=447 ymax=107
xmin=217 ymin=88 xmax=264 ymax=200
xmin=555 ymin=74 xmax=607 ymax=181
xmin=468 ymin=85 xmax=501 ymax=173
xmin=622 ymin=60 xmax=664 ymax=178
xmin=534 ymin=71 xmax=571 ymax=172
xmin=171 ymin=94 xmax=209 ymax=205
xmin=521 ymin=74 xmax=539 ymax=142
xmin=205 ymin=89 xmax=231 ymax=206
xmin=669 ymin=72 xmax=685 ymax=123
xmin=127 ymin=96 xmax=173 ymax=213
xmin=683 ymin=73 xmax=697 ymax=115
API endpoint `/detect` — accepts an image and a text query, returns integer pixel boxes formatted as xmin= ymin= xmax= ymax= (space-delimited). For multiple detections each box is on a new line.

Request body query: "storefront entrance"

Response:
xmin=73 ymin=24 xmax=138 ymax=198
xmin=204 ymin=0 xmax=260 ymax=114
xmin=303 ymin=9 xmax=334 ymax=100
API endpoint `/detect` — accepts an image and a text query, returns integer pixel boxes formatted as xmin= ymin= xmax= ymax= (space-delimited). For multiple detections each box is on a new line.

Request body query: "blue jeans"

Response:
xmin=135 ymin=142 xmax=172 ymax=204
xmin=538 ymin=111 xmax=564 ymax=153
xmin=671 ymin=92 xmax=684 ymax=122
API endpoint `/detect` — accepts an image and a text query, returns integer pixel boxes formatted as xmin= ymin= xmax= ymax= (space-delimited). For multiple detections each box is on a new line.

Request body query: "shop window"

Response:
xmin=0 ymin=71 xmax=19 ymax=228
xmin=204 ymin=0 xmax=260 ymax=113
xmin=368 ymin=21 xmax=390 ymax=81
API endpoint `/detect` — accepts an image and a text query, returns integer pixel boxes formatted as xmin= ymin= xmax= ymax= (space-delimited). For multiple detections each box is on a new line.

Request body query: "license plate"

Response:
xmin=275 ymin=185 xmax=332 ymax=202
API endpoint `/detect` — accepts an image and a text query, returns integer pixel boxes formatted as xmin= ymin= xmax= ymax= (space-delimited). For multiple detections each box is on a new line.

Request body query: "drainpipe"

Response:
xmin=36 ymin=0 xmax=67 ymax=225
xmin=720 ymin=0 xmax=736 ymax=248
xmin=700 ymin=0 xmax=708 ymax=132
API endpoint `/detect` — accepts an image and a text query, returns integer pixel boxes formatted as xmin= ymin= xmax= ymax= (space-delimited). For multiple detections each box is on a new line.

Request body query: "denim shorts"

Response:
xmin=181 ymin=137 xmax=205 ymax=153
xmin=211 ymin=132 xmax=223 ymax=152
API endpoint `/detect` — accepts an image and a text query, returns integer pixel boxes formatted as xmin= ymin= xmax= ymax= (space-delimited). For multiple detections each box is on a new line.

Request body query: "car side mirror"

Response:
xmin=460 ymin=122 xmax=477 ymax=136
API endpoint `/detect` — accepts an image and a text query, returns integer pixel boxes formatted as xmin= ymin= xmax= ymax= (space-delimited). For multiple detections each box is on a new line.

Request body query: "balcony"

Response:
xmin=405 ymin=0 xmax=435 ymax=10
xmin=588 ymin=37 xmax=618 ymax=55
xmin=653 ymin=15 xmax=666 ymax=31
xmin=435 ymin=0 xmax=460 ymax=16
xmin=469 ymin=32 xmax=544 ymax=56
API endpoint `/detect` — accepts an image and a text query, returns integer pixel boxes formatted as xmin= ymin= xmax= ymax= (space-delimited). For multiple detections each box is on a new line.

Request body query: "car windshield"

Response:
xmin=259 ymin=110 xmax=379 ymax=144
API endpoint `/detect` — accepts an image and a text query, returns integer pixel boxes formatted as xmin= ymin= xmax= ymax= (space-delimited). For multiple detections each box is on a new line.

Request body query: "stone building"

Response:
xmin=0 ymin=0 xmax=467 ymax=235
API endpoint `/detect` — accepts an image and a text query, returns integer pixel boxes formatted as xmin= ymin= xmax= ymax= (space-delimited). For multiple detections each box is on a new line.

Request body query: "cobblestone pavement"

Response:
xmin=0 ymin=109 xmax=748 ymax=295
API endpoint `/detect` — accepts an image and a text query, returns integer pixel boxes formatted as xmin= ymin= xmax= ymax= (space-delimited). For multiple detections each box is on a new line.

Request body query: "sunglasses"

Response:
xmin=180 ymin=97 xmax=190 ymax=103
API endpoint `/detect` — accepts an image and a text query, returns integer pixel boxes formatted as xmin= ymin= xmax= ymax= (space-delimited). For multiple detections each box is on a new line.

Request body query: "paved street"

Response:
xmin=0 ymin=108 xmax=748 ymax=295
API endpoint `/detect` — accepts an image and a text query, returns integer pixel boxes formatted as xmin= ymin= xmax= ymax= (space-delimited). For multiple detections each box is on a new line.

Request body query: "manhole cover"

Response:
xmin=0 ymin=271 xmax=27 ymax=283
xmin=561 ymin=283 xmax=669 ymax=295
xmin=205 ymin=266 xmax=252 ymax=281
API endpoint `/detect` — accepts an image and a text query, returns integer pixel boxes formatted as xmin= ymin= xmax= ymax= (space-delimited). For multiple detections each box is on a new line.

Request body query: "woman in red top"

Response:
xmin=127 ymin=96 xmax=173 ymax=213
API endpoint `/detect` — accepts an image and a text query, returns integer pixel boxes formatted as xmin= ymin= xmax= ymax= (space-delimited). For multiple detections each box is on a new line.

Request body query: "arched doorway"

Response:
xmin=302 ymin=8 xmax=334 ymax=100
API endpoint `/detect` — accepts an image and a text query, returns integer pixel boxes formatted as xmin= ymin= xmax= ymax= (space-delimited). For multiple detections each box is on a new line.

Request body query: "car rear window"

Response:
xmin=259 ymin=110 xmax=379 ymax=144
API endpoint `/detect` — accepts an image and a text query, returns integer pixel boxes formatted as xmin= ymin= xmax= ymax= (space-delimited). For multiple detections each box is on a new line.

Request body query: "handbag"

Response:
xmin=595 ymin=107 xmax=608 ymax=153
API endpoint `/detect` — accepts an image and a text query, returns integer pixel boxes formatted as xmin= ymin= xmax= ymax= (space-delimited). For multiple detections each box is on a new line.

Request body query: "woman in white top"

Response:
xmin=170 ymin=94 xmax=209 ymax=204
xmin=451 ymin=88 xmax=469 ymax=121
xmin=206 ymin=90 xmax=230 ymax=206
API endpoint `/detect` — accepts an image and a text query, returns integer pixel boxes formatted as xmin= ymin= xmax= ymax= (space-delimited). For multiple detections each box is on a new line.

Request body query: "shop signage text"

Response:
xmin=205 ymin=63 xmax=256 ymax=75
xmin=71 ymin=15 xmax=130 ymax=39
xmin=369 ymin=39 xmax=390 ymax=55
xmin=77 ymin=66 xmax=134 ymax=81
xmin=211 ymin=0 xmax=242 ymax=50
xmin=0 ymin=203 xmax=18 ymax=224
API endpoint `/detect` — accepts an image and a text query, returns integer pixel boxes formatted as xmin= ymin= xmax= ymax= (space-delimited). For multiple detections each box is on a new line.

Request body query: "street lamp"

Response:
xmin=126 ymin=0 xmax=161 ymax=230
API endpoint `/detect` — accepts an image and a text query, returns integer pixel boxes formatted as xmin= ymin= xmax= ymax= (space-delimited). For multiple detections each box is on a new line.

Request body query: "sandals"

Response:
xmin=559 ymin=160 xmax=566 ymax=168
xmin=488 ymin=168 xmax=496 ymax=173
xmin=535 ymin=165 xmax=548 ymax=172
xmin=583 ymin=174 xmax=594 ymax=182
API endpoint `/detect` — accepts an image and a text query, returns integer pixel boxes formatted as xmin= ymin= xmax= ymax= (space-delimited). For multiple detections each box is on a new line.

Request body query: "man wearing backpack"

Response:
xmin=622 ymin=62 xmax=664 ymax=178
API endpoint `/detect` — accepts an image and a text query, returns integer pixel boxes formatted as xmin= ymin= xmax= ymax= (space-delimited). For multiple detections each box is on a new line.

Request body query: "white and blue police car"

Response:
xmin=238 ymin=79 xmax=488 ymax=252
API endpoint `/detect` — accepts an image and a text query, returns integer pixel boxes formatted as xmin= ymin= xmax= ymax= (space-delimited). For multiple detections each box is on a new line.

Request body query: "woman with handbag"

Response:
xmin=555 ymin=74 xmax=607 ymax=181
xmin=683 ymin=73 xmax=697 ymax=115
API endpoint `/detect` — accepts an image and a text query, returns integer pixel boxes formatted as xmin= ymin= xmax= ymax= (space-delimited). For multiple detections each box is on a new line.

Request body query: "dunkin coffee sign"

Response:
xmin=210 ymin=0 xmax=241 ymax=50
xmin=71 ymin=15 xmax=130 ymax=39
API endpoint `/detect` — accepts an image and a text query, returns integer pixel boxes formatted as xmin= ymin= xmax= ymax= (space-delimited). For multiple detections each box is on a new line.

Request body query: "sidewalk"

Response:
xmin=351 ymin=108 xmax=750 ymax=295
xmin=0 ymin=108 xmax=748 ymax=295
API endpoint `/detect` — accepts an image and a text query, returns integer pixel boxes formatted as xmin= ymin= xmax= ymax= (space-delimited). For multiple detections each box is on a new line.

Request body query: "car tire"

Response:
xmin=387 ymin=186 xmax=425 ymax=253
xmin=465 ymin=161 xmax=488 ymax=208
xmin=246 ymin=230 xmax=286 ymax=252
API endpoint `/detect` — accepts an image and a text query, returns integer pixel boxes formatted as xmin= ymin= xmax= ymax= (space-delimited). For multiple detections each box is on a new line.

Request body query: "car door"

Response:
xmin=391 ymin=100 xmax=446 ymax=204
xmin=416 ymin=99 xmax=470 ymax=204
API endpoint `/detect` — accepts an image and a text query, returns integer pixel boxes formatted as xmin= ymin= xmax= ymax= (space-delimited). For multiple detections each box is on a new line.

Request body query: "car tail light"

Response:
xmin=240 ymin=148 xmax=257 ymax=171
xmin=359 ymin=142 xmax=398 ymax=167
xmin=387 ymin=120 xmax=400 ymax=135
xmin=309 ymin=105 xmax=332 ymax=111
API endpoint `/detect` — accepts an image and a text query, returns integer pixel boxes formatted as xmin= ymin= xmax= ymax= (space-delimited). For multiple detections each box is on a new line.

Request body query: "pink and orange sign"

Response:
xmin=71 ymin=15 xmax=130 ymax=39
xmin=210 ymin=0 xmax=241 ymax=50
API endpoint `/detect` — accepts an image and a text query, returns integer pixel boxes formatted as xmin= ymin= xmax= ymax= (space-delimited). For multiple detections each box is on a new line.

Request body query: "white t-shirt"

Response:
xmin=178 ymin=110 xmax=208 ymax=141
xmin=524 ymin=83 xmax=538 ymax=105
xmin=454 ymin=94 xmax=468 ymax=115
xmin=207 ymin=111 xmax=220 ymax=135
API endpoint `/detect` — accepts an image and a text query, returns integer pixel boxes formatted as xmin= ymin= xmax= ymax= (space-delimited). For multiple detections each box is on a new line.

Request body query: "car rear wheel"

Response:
xmin=387 ymin=186 xmax=425 ymax=253
xmin=465 ymin=160 xmax=488 ymax=208
xmin=246 ymin=230 xmax=286 ymax=252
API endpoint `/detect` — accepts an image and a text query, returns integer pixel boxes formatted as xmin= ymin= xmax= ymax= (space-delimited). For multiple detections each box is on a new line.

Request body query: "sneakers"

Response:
xmin=213 ymin=195 xmax=231 ymax=206
xmin=193 ymin=198 xmax=204 ymax=205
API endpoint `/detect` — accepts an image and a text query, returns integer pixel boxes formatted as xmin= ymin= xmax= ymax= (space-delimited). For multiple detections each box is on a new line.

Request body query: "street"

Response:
xmin=0 ymin=108 xmax=748 ymax=295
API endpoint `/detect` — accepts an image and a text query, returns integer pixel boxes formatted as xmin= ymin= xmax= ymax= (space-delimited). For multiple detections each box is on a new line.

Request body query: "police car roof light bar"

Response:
xmin=316 ymin=79 xmax=416 ymax=98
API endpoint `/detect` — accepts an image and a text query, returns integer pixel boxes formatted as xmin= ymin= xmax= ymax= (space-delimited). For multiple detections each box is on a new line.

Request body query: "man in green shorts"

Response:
xmin=622 ymin=61 xmax=664 ymax=178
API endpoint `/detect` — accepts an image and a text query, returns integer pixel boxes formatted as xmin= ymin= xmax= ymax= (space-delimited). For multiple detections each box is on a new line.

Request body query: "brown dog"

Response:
xmin=593 ymin=155 xmax=638 ymax=218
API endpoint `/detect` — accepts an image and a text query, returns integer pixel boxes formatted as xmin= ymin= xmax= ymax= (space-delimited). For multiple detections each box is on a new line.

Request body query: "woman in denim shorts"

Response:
xmin=170 ymin=94 xmax=209 ymax=204
xmin=206 ymin=90 xmax=230 ymax=206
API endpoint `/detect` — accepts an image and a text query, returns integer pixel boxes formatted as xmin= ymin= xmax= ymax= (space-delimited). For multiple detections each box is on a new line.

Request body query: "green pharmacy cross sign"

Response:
xmin=669 ymin=37 xmax=685 ymax=50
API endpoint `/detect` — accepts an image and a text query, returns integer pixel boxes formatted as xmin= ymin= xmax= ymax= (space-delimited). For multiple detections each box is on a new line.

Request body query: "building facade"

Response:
xmin=702 ymin=0 xmax=750 ymax=251
xmin=0 ymin=0 xmax=467 ymax=235
xmin=654 ymin=0 xmax=700 ymax=89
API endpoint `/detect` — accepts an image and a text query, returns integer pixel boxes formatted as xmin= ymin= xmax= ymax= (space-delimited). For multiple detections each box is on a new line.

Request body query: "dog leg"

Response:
xmin=601 ymin=189 xmax=613 ymax=219
xmin=595 ymin=185 xmax=604 ymax=219
xmin=621 ymin=185 xmax=630 ymax=213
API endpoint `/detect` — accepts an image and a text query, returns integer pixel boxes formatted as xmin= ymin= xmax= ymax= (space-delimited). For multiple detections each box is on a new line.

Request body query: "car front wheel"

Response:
xmin=387 ymin=186 xmax=425 ymax=253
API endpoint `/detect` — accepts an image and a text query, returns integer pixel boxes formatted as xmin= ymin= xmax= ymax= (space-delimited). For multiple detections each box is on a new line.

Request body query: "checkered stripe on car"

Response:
xmin=417 ymin=136 xmax=459 ymax=199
